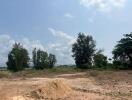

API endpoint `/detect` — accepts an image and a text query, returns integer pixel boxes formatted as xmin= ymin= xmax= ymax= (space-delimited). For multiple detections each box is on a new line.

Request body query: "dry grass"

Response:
xmin=0 ymin=68 xmax=74 ymax=78
xmin=0 ymin=71 xmax=12 ymax=78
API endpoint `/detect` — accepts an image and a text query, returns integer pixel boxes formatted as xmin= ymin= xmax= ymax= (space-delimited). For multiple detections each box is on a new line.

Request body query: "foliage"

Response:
xmin=6 ymin=43 xmax=29 ymax=71
xmin=32 ymin=48 xmax=56 ymax=69
xmin=93 ymin=50 xmax=107 ymax=68
xmin=48 ymin=54 xmax=57 ymax=68
xmin=72 ymin=33 xmax=96 ymax=69
xmin=112 ymin=33 xmax=132 ymax=69
xmin=32 ymin=48 xmax=37 ymax=68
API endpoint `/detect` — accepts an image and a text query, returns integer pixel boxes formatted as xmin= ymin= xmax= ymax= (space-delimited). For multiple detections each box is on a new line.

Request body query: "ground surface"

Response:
xmin=0 ymin=70 xmax=132 ymax=100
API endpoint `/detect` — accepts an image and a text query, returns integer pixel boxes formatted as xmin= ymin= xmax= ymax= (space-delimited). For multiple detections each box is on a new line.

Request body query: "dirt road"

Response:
xmin=0 ymin=71 xmax=132 ymax=100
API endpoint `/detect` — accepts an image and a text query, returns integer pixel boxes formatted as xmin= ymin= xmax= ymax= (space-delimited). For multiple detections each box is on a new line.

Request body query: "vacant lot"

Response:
xmin=0 ymin=69 xmax=132 ymax=100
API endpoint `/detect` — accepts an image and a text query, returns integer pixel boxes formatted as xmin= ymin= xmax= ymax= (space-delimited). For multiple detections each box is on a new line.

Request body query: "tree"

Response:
xmin=40 ymin=50 xmax=49 ymax=68
xmin=93 ymin=50 xmax=107 ymax=68
xmin=35 ymin=50 xmax=49 ymax=69
xmin=6 ymin=43 xmax=29 ymax=71
xmin=48 ymin=54 xmax=56 ymax=68
xmin=112 ymin=33 xmax=132 ymax=69
xmin=72 ymin=33 xmax=96 ymax=69
xmin=32 ymin=48 xmax=37 ymax=69
xmin=32 ymin=48 xmax=56 ymax=69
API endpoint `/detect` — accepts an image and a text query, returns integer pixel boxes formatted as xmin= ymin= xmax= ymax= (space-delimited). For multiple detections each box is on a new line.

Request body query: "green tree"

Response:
xmin=48 ymin=54 xmax=56 ymax=68
xmin=112 ymin=33 xmax=132 ymax=69
xmin=93 ymin=50 xmax=107 ymax=68
xmin=32 ymin=48 xmax=37 ymax=69
xmin=32 ymin=48 xmax=57 ymax=69
xmin=72 ymin=33 xmax=96 ymax=69
xmin=6 ymin=43 xmax=29 ymax=71
xmin=36 ymin=50 xmax=47 ymax=69
xmin=40 ymin=51 xmax=49 ymax=68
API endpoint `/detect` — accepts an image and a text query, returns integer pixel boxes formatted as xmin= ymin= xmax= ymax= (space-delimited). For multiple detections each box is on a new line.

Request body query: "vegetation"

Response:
xmin=93 ymin=50 xmax=107 ymax=68
xmin=112 ymin=33 xmax=132 ymax=69
xmin=48 ymin=54 xmax=57 ymax=68
xmin=4 ymin=32 xmax=132 ymax=71
xmin=72 ymin=33 xmax=96 ymax=69
xmin=6 ymin=42 xmax=57 ymax=72
xmin=6 ymin=43 xmax=29 ymax=72
xmin=32 ymin=48 xmax=56 ymax=70
xmin=0 ymin=67 xmax=79 ymax=78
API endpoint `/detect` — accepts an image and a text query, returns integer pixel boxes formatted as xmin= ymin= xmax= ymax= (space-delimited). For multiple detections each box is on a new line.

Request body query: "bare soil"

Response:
xmin=0 ymin=70 xmax=132 ymax=100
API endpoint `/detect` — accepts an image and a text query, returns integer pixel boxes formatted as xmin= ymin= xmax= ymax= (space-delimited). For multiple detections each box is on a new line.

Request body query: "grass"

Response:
xmin=0 ymin=67 xmax=80 ymax=78
xmin=0 ymin=71 xmax=12 ymax=78
xmin=0 ymin=67 xmax=131 ymax=78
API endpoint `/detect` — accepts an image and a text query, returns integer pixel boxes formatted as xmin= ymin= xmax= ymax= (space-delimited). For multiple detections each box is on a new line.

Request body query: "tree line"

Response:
xmin=7 ymin=43 xmax=56 ymax=71
xmin=72 ymin=33 xmax=132 ymax=69
xmin=6 ymin=32 xmax=132 ymax=71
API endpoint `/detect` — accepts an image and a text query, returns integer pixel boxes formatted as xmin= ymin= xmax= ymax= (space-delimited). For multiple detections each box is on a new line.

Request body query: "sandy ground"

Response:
xmin=0 ymin=71 xmax=132 ymax=100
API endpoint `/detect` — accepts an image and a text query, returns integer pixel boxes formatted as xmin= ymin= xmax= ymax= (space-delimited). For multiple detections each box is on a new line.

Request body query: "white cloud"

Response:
xmin=80 ymin=0 xmax=126 ymax=12
xmin=0 ymin=34 xmax=15 ymax=66
xmin=0 ymin=34 xmax=10 ymax=43
xmin=110 ymin=0 xmax=126 ymax=7
xmin=48 ymin=28 xmax=75 ymax=65
xmin=64 ymin=13 xmax=75 ymax=18
xmin=48 ymin=28 xmax=75 ymax=45
xmin=22 ymin=38 xmax=45 ymax=51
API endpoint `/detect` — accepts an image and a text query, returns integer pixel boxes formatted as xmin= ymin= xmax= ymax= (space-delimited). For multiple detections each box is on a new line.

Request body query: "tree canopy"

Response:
xmin=48 ymin=54 xmax=57 ymax=68
xmin=6 ymin=43 xmax=29 ymax=71
xmin=32 ymin=48 xmax=56 ymax=69
xmin=72 ymin=33 xmax=96 ymax=69
xmin=112 ymin=33 xmax=132 ymax=69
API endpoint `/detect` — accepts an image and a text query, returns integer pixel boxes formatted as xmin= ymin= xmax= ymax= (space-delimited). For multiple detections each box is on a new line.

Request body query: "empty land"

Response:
xmin=0 ymin=69 xmax=132 ymax=100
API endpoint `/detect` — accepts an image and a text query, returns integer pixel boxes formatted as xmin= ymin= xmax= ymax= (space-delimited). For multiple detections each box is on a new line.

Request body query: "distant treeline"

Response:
xmin=6 ymin=43 xmax=56 ymax=71
xmin=72 ymin=33 xmax=132 ymax=70
xmin=6 ymin=32 xmax=132 ymax=71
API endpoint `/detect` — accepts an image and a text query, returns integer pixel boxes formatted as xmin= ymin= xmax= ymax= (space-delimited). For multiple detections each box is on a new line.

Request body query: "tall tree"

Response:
xmin=40 ymin=51 xmax=49 ymax=68
xmin=72 ymin=33 xmax=96 ymax=69
xmin=6 ymin=43 xmax=29 ymax=71
xmin=32 ymin=48 xmax=37 ymax=69
xmin=48 ymin=54 xmax=56 ymax=68
xmin=112 ymin=33 xmax=132 ymax=68
xmin=32 ymin=48 xmax=57 ymax=69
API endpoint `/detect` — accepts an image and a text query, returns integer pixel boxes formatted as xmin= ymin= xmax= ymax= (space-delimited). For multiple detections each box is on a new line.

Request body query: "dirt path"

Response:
xmin=0 ymin=71 xmax=132 ymax=100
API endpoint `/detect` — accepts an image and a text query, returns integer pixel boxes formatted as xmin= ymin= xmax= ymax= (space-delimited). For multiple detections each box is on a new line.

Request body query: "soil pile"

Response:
xmin=30 ymin=79 xmax=72 ymax=99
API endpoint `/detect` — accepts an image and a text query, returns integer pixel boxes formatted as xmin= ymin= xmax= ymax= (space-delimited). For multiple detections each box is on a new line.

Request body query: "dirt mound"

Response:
xmin=30 ymin=79 xmax=72 ymax=99
xmin=12 ymin=96 xmax=25 ymax=100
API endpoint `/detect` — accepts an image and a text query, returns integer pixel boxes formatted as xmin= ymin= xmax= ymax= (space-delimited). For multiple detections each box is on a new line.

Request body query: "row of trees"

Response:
xmin=6 ymin=32 xmax=132 ymax=71
xmin=32 ymin=48 xmax=56 ymax=70
xmin=72 ymin=33 xmax=132 ymax=69
xmin=7 ymin=43 xmax=56 ymax=71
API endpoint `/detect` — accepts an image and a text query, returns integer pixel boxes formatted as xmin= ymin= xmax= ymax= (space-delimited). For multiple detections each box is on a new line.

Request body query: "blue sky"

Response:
xmin=0 ymin=0 xmax=132 ymax=66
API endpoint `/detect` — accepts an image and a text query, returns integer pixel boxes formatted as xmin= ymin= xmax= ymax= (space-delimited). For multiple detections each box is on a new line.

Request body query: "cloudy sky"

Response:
xmin=0 ymin=0 xmax=132 ymax=66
